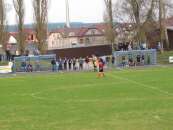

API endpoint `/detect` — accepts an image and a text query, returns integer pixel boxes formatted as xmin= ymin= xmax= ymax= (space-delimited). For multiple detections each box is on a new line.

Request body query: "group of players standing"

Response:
xmin=51 ymin=55 xmax=105 ymax=78
xmin=92 ymin=55 xmax=105 ymax=78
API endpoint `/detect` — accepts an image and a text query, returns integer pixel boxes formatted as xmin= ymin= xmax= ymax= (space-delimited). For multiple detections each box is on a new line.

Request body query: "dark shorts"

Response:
xmin=99 ymin=69 xmax=103 ymax=72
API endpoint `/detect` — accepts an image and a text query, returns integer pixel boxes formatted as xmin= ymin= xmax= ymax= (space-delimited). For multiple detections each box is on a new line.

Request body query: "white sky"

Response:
xmin=5 ymin=0 xmax=109 ymax=25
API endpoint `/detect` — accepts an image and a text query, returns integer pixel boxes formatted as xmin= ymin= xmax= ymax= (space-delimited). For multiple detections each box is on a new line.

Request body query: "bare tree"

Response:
xmin=33 ymin=0 xmax=48 ymax=54
xmin=13 ymin=0 xmax=25 ymax=55
xmin=114 ymin=0 xmax=173 ymax=50
xmin=113 ymin=0 xmax=158 ymax=45
xmin=158 ymin=0 xmax=173 ymax=51
xmin=126 ymin=0 xmax=157 ymax=44
xmin=158 ymin=0 xmax=164 ymax=52
xmin=130 ymin=0 xmax=142 ymax=44
xmin=104 ymin=0 xmax=115 ymax=53
xmin=0 ymin=0 xmax=7 ymax=51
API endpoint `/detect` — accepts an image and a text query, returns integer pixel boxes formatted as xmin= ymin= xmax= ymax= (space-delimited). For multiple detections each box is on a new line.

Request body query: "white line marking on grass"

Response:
xmin=28 ymin=82 xmax=173 ymax=102
xmin=108 ymin=73 xmax=173 ymax=96
xmin=153 ymin=115 xmax=161 ymax=120
xmin=28 ymin=82 xmax=124 ymax=101
xmin=23 ymin=95 xmax=173 ymax=102
xmin=62 ymin=97 xmax=173 ymax=103
xmin=30 ymin=93 xmax=49 ymax=100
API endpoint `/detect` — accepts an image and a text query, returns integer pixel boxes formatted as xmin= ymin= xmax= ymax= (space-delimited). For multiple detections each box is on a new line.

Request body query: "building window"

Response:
xmin=91 ymin=30 xmax=96 ymax=35
xmin=91 ymin=37 xmax=96 ymax=43
xmin=85 ymin=38 xmax=90 ymax=43
xmin=80 ymin=39 xmax=84 ymax=44
xmin=57 ymin=34 xmax=61 ymax=39
xmin=52 ymin=41 xmax=55 ymax=47
xmin=69 ymin=32 xmax=75 ymax=37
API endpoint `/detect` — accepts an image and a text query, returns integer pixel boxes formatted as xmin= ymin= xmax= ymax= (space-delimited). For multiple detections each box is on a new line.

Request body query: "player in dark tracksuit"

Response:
xmin=98 ymin=58 xmax=105 ymax=78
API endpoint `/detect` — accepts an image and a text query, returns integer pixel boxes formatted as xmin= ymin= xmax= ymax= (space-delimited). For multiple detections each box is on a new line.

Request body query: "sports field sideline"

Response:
xmin=0 ymin=66 xmax=173 ymax=130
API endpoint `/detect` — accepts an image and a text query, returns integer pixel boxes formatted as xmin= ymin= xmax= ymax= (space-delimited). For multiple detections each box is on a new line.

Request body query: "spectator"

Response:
xmin=51 ymin=59 xmax=56 ymax=72
xmin=112 ymin=56 xmax=115 ymax=65
xmin=106 ymin=56 xmax=110 ymax=65
xmin=27 ymin=63 xmax=33 ymax=72
xmin=79 ymin=57 xmax=84 ymax=70
xmin=122 ymin=56 xmax=126 ymax=67
xmin=85 ymin=56 xmax=90 ymax=70
xmin=21 ymin=61 xmax=27 ymax=72
xmin=128 ymin=54 xmax=134 ymax=66
xmin=56 ymin=60 xmax=59 ymax=71
xmin=136 ymin=55 xmax=141 ymax=66
xmin=92 ymin=55 xmax=97 ymax=72
xmin=128 ymin=44 xmax=132 ymax=51
xmin=76 ymin=58 xmax=79 ymax=70
xmin=59 ymin=58 xmax=63 ymax=71
xmin=11 ymin=61 xmax=16 ymax=74
xmin=6 ymin=50 xmax=11 ymax=61
xmin=141 ymin=55 xmax=145 ymax=65
xmin=73 ymin=58 xmax=76 ymax=70
xmin=68 ymin=59 xmax=72 ymax=70
xmin=63 ymin=58 xmax=67 ymax=70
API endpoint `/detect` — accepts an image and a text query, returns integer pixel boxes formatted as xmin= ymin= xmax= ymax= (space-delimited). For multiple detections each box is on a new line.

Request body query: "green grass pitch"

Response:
xmin=0 ymin=66 xmax=173 ymax=130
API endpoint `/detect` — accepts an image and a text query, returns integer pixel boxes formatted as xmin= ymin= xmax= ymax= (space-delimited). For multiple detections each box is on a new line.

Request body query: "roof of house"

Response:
xmin=8 ymin=36 xmax=17 ymax=44
xmin=51 ymin=28 xmax=82 ymax=37
xmin=49 ymin=24 xmax=106 ymax=37
xmin=23 ymin=28 xmax=35 ymax=34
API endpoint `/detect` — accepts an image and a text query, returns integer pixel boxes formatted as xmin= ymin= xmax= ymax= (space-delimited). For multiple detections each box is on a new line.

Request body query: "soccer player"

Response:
xmin=98 ymin=58 xmax=105 ymax=78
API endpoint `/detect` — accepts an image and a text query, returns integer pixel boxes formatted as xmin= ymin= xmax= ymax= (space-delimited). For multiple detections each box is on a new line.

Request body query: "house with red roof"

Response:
xmin=47 ymin=25 xmax=108 ymax=50
xmin=6 ymin=28 xmax=37 ymax=55
xmin=47 ymin=24 xmax=115 ymax=57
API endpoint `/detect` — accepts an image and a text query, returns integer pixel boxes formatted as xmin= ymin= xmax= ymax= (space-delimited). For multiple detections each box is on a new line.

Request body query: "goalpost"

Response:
xmin=14 ymin=54 xmax=56 ymax=72
xmin=113 ymin=49 xmax=157 ymax=67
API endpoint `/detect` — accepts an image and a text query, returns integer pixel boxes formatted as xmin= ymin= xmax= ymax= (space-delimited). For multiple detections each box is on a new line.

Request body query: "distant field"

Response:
xmin=0 ymin=66 xmax=173 ymax=130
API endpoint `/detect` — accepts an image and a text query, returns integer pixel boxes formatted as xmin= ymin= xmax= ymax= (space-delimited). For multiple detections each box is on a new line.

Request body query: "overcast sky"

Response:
xmin=5 ymin=0 xmax=112 ymax=25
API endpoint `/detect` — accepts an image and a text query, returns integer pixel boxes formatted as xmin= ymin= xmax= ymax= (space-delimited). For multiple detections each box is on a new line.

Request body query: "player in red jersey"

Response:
xmin=98 ymin=58 xmax=105 ymax=78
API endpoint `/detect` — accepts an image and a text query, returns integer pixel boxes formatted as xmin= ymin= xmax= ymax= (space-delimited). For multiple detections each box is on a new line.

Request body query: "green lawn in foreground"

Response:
xmin=0 ymin=67 xmax=173 ymax=130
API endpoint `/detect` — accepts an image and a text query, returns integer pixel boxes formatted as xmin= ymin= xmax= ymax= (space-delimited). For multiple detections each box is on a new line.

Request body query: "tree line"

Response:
xmin=0 ymin=0 xmax=173 ymax=56
xmin=104 ymin=0 xmax=173 ymax=52
xmin=0 ymin=0 xmax=48 ymax=55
